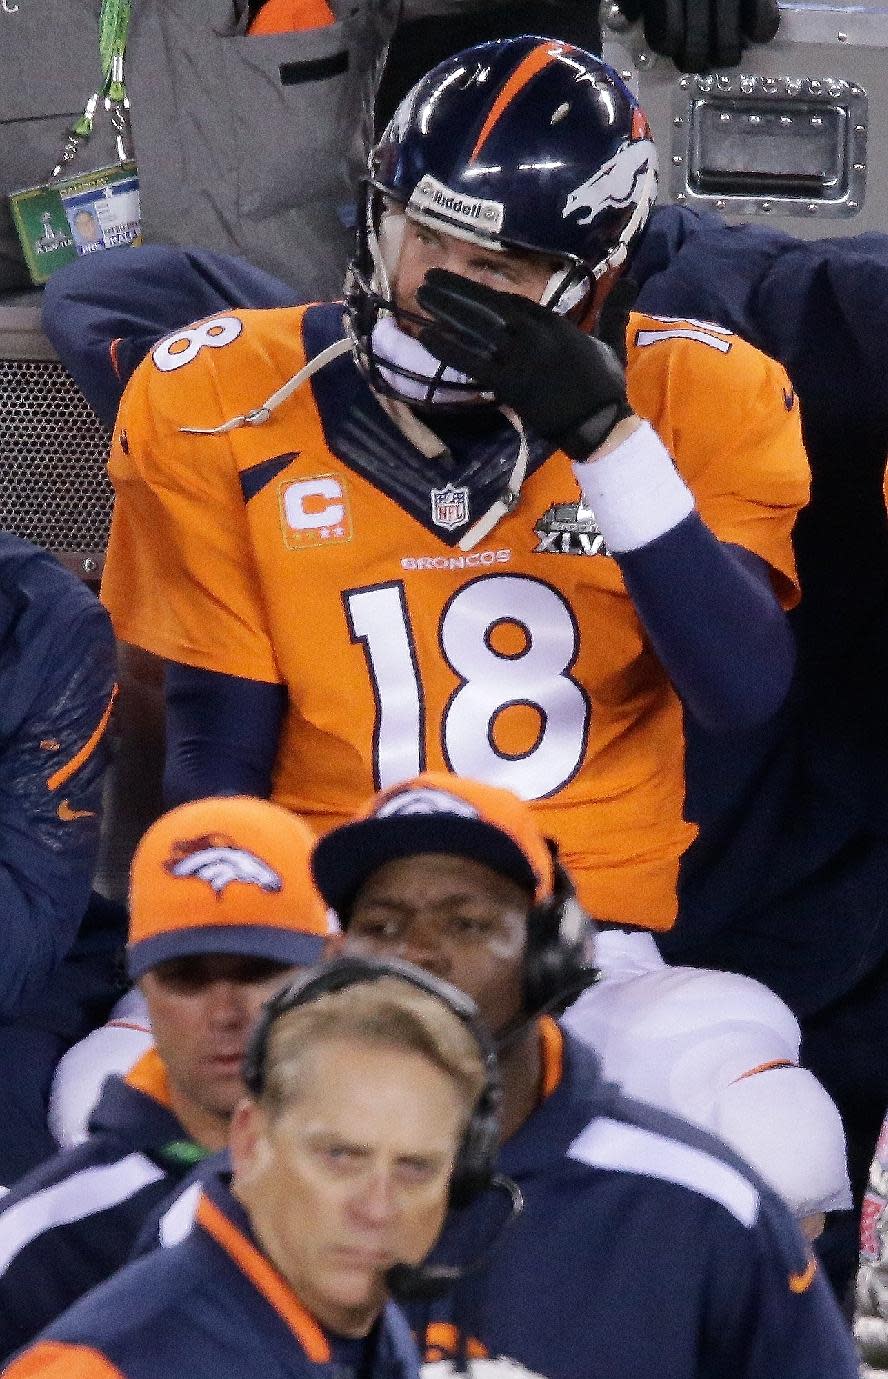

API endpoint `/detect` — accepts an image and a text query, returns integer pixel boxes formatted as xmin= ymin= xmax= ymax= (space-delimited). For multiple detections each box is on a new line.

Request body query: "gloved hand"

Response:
xmin=416 ymin=269 xmax=634 ymax=459
xmin=613 ymin=0 xmax=780 ymax=72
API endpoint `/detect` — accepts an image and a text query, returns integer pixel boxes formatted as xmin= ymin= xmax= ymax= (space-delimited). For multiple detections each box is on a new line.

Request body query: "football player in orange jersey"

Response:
xmin=102 ymin=36 xmax=808 ymax=959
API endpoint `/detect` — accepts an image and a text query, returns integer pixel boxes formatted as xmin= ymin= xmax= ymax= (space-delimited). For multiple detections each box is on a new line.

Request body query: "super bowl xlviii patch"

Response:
xmin=431 ymin=483 xmax=470 ymax=532
xmin=534 ymin=501 xmax=609 ymax=557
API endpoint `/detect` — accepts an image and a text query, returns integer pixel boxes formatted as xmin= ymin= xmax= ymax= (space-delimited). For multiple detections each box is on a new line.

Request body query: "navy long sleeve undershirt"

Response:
xmin=163 ymin=665 xmax=286 ymax=807
xmin=614 ymin=513 xmax=796 ymax=733
xmin=163 ymin=518 xmax=793 ymax=805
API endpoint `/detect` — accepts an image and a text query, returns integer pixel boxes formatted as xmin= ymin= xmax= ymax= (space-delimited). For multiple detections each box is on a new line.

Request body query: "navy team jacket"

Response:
xmin=406 ymin=1022 xmax=859 ymax=1379
xmin=0 ymin=534 xmax=118 ymax=1033
xmin=4 ymin=1172 xmax=421 ymax=1379
xmin=0 ymin=1051 xmax=202 ymax=1362
xmin=131 ymin=1023 xmax=859 ymax=1379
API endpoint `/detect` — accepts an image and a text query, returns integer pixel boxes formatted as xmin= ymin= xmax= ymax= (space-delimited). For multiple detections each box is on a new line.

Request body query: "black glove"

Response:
xmin=416 ymin=269 xmax=634 ymax=459
xmin=613 ymin=0 xmax=780 ymax=72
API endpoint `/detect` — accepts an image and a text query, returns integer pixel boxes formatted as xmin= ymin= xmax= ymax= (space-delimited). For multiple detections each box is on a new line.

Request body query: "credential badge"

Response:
xmin=431 ymin=482 xmax=470 ymax=532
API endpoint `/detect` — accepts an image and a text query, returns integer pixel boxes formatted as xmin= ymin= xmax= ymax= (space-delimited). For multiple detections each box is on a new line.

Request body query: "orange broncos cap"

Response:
xmin=311 ymin=772 xmax=555 ymax=914
xmin=128 ymin=796 xmax=334 ymax=979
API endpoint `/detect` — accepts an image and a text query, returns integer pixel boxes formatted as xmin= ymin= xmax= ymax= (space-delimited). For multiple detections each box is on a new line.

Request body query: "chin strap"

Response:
xmin=377 ymin=398 xmax=531 ymax=552
xmin=175 ymin=320 xmax=530 ymax=553
xmin=457 ymin=408 xmax=529 ymax=551
xmin=376 ymin=394 xmax=450 ymax=461
xmin=179 ymin=337 xmax=352 ymax=436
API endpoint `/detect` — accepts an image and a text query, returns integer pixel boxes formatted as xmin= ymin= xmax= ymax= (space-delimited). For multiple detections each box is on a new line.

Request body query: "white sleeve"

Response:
xmin=709 ymin=1065 xmax=852 ymax=1217
xmin=563 ymin=955 xmax=849 ymax=1218
xmin=48 ymin=990 xmax=153 ymax=1148
xmin=571 ymin=420 xmax=694 ymax=552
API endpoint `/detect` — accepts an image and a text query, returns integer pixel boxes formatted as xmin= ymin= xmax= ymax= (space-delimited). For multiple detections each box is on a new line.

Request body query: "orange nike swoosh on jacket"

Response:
xmin=788 ymin=1256 xmax=817 ymax=1293
xmin=57 ymin=799 xmax=97 ymax=822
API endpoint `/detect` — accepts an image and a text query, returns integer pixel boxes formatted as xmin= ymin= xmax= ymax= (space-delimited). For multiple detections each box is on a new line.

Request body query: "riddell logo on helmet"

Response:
xmin=410 ymin=176 xmax=504 ymax=235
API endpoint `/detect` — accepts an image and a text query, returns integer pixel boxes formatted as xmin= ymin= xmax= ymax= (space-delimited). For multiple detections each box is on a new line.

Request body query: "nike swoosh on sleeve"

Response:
xmin=46 ymin=685 xmax=118 ymax=793
xmin=788 ymin=1257 xmax=817 ymax=1293
xmin=57 ymin=799 xmax=97 ymax=822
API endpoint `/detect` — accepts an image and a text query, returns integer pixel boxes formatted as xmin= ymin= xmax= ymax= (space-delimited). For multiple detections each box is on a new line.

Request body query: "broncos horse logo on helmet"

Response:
xmin=345 ymin=35 xmax=658 ymax=408
xmin=563 ymin=109 xmax=657 ymax=231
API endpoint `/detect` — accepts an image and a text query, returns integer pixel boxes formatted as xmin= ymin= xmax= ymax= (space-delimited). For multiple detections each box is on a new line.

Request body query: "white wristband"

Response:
xmin=571 ymin=420 xmax=695 ymax=553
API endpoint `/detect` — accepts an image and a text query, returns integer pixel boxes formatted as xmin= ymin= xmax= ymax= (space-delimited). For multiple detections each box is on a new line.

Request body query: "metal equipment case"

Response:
xmin=603 ymin=0 xmax=888 ymax=239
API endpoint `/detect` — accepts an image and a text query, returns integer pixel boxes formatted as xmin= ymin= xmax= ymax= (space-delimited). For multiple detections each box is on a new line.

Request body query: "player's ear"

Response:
xmin=229 ymin=1097 xmax=272 ymax=1187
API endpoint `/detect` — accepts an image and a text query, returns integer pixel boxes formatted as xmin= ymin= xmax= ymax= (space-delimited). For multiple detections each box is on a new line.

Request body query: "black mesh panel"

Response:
xmin=0 ymin=356 xmax=112 ymax=576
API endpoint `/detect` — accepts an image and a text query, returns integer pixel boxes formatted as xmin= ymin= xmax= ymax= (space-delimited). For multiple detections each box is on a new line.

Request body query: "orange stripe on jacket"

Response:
xmin=124 ymin=1048 xmax=175 ymax=1111
xmin=539 ymin=1015 xmax=564 ymax=1100
xmin=788 ymin=1255 xmax=818 ymax=1294
xmin=732 ymin=1059 xmax=795 ymax=1084
xmin=47 ymin=685 xmax=118 ymax=792
xmin=196 ymin=1193 xmax=332 ymax=1361
xmin=3 ymin=1340 xmax=126 ymax=1379
xmin=470 ymin=42 xmax=563 ymax=163
xmin=425 ymin=1323 xmax=489 ymax=1363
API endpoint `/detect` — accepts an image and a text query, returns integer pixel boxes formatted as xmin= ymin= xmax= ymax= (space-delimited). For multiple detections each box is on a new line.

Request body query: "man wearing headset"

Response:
xmin=1 ymin=958 xmax=492 ymax=1379
xmin=309 ymin=773 xmax=859 ymax=1378
xmin=0 ymin=795 xmax=336 ymax=1364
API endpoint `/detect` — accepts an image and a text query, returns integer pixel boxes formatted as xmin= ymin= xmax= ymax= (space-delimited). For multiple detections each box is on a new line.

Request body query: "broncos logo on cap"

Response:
xmin=375 ymin=788 xmax=480 ymax=820
xmin=165 ymin=833 xmax=283 ymax=898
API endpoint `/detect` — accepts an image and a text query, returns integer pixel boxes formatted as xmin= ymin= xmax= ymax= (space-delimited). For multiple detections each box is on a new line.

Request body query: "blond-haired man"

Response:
xmin=3 ymin=959 xmax=497 ymax=1379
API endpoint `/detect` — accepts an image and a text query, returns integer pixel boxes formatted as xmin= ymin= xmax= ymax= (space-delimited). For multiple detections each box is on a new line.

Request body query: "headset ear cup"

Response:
xmin=449 ymin=1097 xmax=501 ymax=1208
xmin=523 ymin=860 xmax=594 ymax=1015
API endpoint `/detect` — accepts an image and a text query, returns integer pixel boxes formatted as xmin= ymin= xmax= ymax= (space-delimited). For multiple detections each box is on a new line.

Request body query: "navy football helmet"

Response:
xmin=345 ymin=35 xmax=658 ymax=406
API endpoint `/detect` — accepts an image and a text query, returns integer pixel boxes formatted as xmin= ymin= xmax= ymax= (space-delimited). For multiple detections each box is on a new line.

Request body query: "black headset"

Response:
xmin=242 ymin=954 xmax=502 ymax=1210
xmin=522 ymin=844 xmax=599 ymax=1018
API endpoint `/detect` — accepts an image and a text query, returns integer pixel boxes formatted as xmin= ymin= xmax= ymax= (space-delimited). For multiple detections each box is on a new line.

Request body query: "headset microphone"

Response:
xmin=494 ymin=965 xmax=600 ymax=1055
xmin=385 ymin=1174 xmax=524 ymax=1302
xmin=385 ymin=1262 xmax=464 ymax=1304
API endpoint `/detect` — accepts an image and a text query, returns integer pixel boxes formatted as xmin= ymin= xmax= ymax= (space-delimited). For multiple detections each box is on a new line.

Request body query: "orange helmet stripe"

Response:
xmin=470 ymin=42 xmax=563 ymax=164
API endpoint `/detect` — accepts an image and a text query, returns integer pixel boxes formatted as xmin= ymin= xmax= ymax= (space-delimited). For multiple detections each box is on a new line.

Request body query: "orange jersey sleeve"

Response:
xmin=626 ymin=312 xmax=810 ymax=606
xmin=102 ymin=311 xmax=298 ymax=682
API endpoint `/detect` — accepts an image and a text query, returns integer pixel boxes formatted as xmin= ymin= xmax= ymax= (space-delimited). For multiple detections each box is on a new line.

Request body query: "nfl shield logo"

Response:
xmin=430 ymin=482 xmax=470 ymax=532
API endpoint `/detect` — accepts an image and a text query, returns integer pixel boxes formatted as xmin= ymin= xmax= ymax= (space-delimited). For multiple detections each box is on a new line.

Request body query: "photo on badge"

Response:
xmin=60 ymin=169 xmax=142 ymax=257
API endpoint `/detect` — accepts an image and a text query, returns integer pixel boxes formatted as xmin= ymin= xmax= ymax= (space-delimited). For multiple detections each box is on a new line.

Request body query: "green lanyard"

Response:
xmin=51 ymin=0 xmax=132 ymax=178
xmin=100 ymin=0 xmax=131 ymax=106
